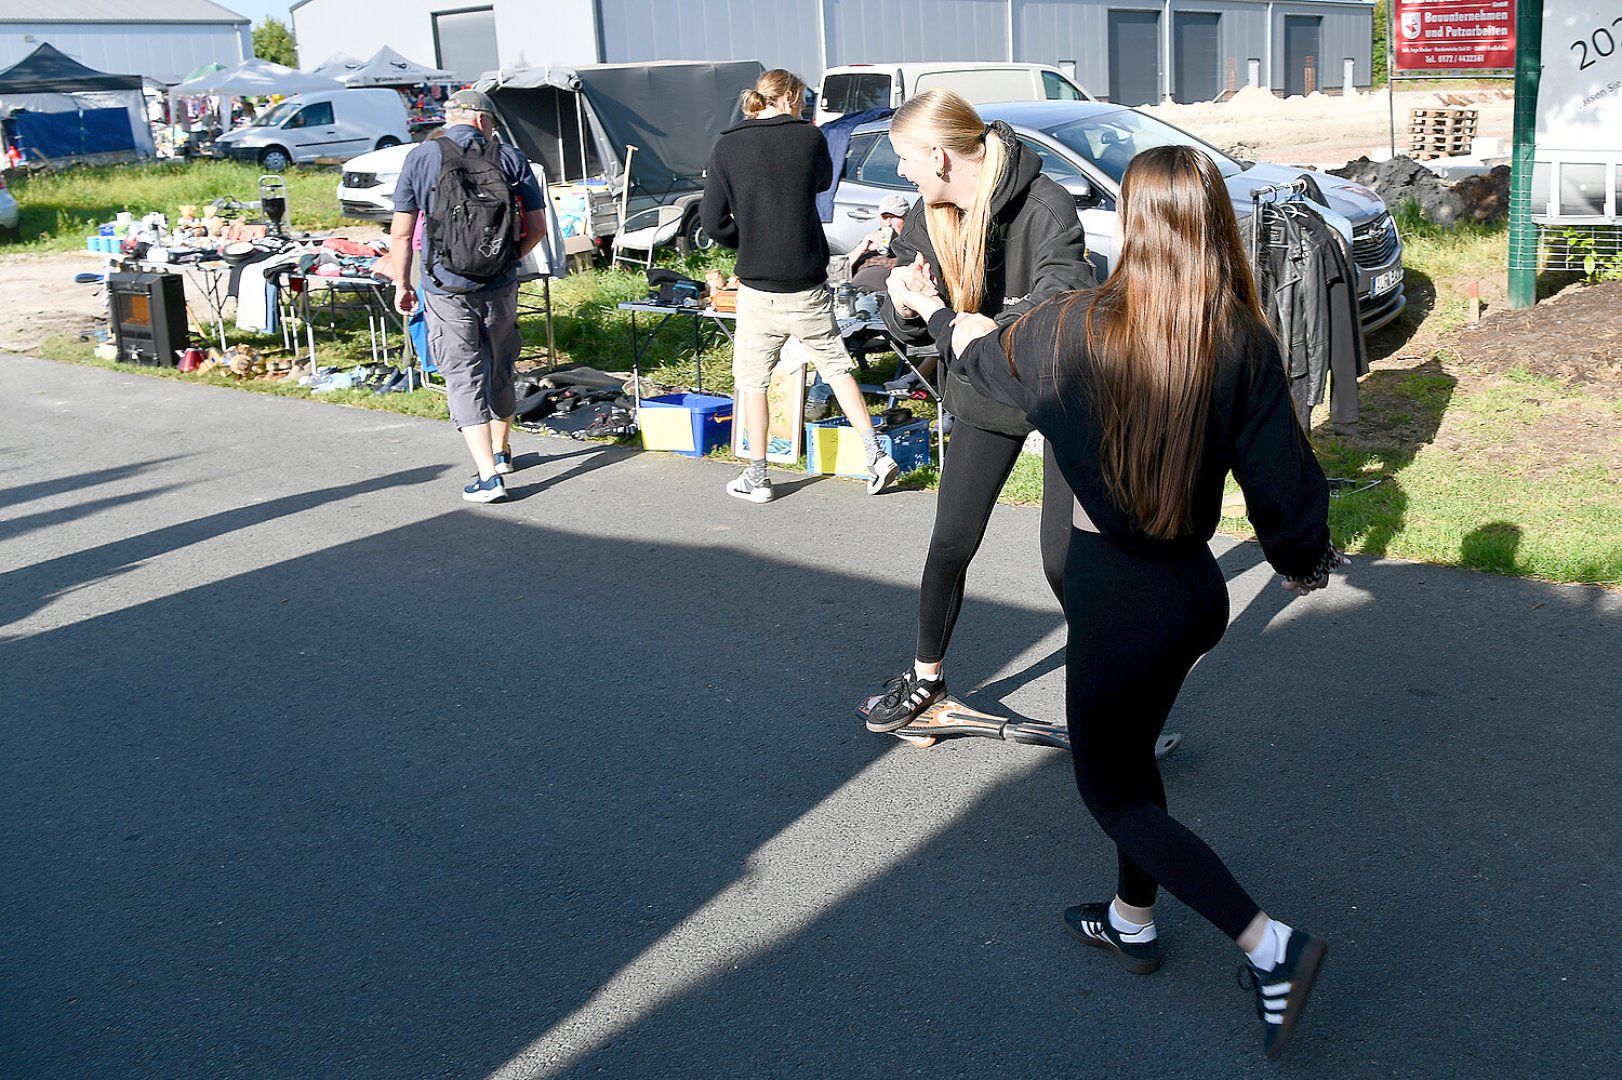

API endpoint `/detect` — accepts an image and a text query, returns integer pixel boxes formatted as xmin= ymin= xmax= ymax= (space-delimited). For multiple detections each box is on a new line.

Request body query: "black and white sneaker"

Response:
xmin=1242 ymin=928 xmax=1328 ymax=1060
xmin=863 ymin=669 xmax=946 ymax=732
xmin=1062 ymin=902 xmax=1162 ymax=975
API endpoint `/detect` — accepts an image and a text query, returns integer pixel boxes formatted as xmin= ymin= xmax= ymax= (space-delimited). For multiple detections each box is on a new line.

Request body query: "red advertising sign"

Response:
xmin=1391 ymin=0 xmax=1517 ymax=75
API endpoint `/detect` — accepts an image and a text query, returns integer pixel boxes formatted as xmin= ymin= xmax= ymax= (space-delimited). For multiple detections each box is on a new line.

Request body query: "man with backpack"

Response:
xmin=391 ymin=89 xmax=546 ymax=503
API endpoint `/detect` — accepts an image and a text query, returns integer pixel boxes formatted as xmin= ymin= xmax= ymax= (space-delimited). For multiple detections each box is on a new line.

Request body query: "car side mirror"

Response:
xmin=1057 ymin=175 xmax=1098 ymax=208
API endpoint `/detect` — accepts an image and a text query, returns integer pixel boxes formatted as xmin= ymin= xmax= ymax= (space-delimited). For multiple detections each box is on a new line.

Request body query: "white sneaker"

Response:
xmin=867 ymin=452 xmax=899 ymax=494
xmin=726 ymin=469 xmax=774 ymax=503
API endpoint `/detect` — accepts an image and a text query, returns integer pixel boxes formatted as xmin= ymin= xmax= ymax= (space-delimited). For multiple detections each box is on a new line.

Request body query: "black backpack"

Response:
xmin=425 ymin=135 xmax=520 ymax=290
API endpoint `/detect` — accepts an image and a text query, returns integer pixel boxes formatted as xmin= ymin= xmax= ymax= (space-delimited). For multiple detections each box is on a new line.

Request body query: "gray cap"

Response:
xmin=445 ymin=88 xmax=496 ymax=115
xmin=879 ymin=193 xmax=911 ymax=217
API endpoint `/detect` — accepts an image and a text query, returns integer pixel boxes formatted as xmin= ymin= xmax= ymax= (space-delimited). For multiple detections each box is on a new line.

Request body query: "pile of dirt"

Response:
xmin=1446 ymin=280 xmax=1622 ymax=393
xmin=1330 ymin=158 xmax=1513 ymax=225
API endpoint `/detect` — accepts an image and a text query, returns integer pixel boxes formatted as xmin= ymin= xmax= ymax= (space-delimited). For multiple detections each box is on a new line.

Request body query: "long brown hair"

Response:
xmin=1081 ymin=144 xmax=1269 ymax=539
xmin=742 ymin=69 xmax=806 ymax=117
xmin=889 ymin=89 xmax=1006 ymax=313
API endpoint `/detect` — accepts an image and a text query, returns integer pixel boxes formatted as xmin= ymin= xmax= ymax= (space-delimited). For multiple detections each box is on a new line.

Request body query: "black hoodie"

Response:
xmin=700 ymin=115 xmax=832 ymax=292
xmin=882 ymin=121 xmax=1096 ymax=436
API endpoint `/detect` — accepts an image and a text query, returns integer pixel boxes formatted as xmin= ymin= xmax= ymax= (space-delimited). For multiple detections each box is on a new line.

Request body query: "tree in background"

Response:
xmin=253 ymin=18 xmax=298 ymax=68
xmin=1372 ymin=0 xmax=1388 ymax=87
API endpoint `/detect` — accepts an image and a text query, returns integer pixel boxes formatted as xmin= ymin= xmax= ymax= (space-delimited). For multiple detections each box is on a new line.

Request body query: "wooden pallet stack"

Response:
xmin=1409 ymin=107 xmax=1478 ymax=160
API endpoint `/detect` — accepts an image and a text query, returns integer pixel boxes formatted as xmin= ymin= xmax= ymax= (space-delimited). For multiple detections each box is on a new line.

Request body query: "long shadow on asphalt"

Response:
xmin=1 ymin=515 xmax=1617 ymax=1079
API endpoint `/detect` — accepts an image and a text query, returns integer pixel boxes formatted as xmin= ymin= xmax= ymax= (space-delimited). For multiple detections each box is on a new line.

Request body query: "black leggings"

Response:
xmin=1063 ymin=528 xmax=1262 ymax=941
xmin=915 ymin=422 xmax=1072 ymax=665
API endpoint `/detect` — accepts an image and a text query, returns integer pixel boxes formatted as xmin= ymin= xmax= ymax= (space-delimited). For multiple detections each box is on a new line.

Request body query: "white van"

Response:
xmin=213 ymin=88 xmax=411 ymax=172
xmin=816 ymin=62 xmax=1093 ymax=125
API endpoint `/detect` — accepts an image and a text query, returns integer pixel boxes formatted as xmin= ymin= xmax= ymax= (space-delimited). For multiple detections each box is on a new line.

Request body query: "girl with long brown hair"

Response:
xmin=862 ymin=89 xmax=1096 ymax=730
xmin=890 ymin=144 xmax=1347 ymax=1060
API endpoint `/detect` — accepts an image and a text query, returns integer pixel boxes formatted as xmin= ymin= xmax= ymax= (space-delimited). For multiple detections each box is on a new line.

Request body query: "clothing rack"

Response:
xmin=1249 ymin=178 xmax=1312 ymax=254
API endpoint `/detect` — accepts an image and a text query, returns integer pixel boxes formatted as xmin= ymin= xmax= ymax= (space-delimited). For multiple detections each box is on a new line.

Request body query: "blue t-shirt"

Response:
xmin=394 ymin=124 xmax=546 ymax=295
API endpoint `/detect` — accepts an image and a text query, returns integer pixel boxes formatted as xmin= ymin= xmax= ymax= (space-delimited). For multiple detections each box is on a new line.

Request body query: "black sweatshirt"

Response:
xmin=883 ymin=123 xmax=1095 ymax=437
xmin=933 ymin=294 xmax=1331 ymax=578
xmin=700 ymin=115 xmax=832 ymax=292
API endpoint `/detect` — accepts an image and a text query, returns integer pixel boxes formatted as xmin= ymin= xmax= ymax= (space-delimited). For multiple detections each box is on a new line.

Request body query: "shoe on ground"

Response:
xmin=864 ymin=669 xmax=946 ymax=732
xmin=463 ymin=474 xmax=508 ymax=503
xmin=804 ymin=397 xmax=831 ymax=422
xmin=1243 ymin=929 xmax=1328 ymax=1060
xmin=493 ymin=449 xmax=515 ymax=475
xmin=867 ymin=452 xmax=899 ymax=494
xmin=726 ymin=470 xmax=774 ymax=503
xmin=1062 ymin=902 xmax=1161 ymax=975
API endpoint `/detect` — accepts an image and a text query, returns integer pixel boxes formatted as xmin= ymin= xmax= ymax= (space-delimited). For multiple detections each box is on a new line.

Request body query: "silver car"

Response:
xmin=828 ymin=100 xmax=1405 ymax=334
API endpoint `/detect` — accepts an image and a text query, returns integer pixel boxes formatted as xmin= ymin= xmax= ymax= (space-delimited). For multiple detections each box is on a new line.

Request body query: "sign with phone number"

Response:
xmin=1391 ymin=0 xmax=1515 ymax=76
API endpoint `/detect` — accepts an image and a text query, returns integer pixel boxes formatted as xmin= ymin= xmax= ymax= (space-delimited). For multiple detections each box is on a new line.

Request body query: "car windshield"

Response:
xmin=251 ymin=101 xmax=300 ymax=128
xmin=1046 ymin=110 xmax=1241 ymax=184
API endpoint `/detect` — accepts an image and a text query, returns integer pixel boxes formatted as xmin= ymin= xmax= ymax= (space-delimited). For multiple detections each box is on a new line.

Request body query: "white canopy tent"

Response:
xmin=309 ymin=52 xmax=366 ymax=81
xmin=171 ymin=59 xmax=344 ymax=98
xmin=341 ymin=47 xmax=452 ymax=88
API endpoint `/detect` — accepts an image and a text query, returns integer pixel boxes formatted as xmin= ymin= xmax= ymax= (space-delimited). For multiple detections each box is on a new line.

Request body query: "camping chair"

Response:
xmin=610 ymin=205 xmax=684 ymax=269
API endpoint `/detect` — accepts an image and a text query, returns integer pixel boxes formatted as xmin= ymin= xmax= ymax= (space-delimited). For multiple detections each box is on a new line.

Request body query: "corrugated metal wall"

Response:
xmin=824 ymin=0 xmax=1010 ymax=66
xmin=596 ymin=0 xmax=822 ymax=78
xmin=0 ymin=23 xmax=246 ymax=85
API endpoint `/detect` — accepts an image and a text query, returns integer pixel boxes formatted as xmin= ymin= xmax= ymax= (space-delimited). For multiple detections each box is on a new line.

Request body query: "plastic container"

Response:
xmin=638 ymin=393 xmax=733 ymax=457
xmin=805 ymin=416 xmax=932 ymax=478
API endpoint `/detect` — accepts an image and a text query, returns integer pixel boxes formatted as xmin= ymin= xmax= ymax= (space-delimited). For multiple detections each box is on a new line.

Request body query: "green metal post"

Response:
xmin=1507 ymin=0 xmax=1544 ymax=309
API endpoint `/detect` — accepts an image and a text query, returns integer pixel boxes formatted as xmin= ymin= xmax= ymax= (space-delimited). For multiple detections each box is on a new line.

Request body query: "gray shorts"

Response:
xmin=422 ymin=286 xmax=520 ymax=428
xmin=731 ymin=282 xmax=854 ymax=393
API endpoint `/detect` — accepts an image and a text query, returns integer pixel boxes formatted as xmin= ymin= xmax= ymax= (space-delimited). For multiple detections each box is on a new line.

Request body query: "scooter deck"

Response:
xmin=858 ymin=694 xmax=1071 ymax=750
xmin=857 ymin=695 xmax=1183 ymax=757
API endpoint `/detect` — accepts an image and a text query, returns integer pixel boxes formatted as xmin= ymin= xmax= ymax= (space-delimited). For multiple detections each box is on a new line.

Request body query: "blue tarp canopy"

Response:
xmin=14 ymin=107 xmax=136 ymax=158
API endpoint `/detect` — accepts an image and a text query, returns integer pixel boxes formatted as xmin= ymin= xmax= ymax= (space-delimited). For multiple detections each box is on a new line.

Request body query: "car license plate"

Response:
xmin=1372 ymin=268 xmax=1402 ymax=296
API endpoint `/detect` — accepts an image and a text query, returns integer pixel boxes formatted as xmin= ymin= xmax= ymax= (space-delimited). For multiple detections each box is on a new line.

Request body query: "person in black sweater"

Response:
xmin=861 ymin=89 xmax=1098 ymax=731
xmin=700 ymin=69 xmax=898 ymax=503
xmin=890 ymin=145 xmax=1347 ymax=1061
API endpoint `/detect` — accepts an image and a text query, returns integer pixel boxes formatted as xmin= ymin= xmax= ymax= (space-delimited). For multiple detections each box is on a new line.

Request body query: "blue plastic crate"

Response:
xmin=805 ymin=416 xmax=932 ymax=478
xmin=639 ymin=393 xmax=733 ymax=457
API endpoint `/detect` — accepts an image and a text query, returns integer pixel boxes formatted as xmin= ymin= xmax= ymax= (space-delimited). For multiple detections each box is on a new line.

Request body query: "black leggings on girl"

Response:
xmin=915 ymin=423 xmax=1071 ymax=664
xmin=1062 ymin=528 xmax=1262 ymax=941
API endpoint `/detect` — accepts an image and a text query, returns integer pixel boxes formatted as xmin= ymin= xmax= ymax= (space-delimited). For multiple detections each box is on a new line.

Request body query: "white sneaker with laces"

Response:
xmin=867 ymin=452 xmax=899 ymax=494
xmin=727 ymin=470 xmax=774 ymax=503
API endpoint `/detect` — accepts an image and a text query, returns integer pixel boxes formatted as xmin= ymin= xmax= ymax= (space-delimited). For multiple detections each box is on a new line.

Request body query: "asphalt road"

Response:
xmin=2 ymin=354 xmax=1617 ymax=1079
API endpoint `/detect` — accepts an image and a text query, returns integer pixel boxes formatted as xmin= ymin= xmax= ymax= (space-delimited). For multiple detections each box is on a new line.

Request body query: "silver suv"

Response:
xmin=828 ymin=100 xmax=1406 ymax=334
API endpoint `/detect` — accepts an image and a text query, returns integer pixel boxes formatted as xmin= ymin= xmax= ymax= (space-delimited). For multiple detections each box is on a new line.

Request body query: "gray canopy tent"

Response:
xmin=476 ymin=60 xmax=762 ymax=205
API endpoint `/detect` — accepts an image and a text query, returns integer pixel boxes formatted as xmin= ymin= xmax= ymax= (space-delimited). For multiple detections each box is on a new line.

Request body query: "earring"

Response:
xmin=935 ymin=167 xmax=949 ymax=181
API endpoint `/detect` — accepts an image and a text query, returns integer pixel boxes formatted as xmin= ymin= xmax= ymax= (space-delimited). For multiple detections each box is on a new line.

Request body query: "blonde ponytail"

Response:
xmin=892 ymin=90 xmax=1008 ymax=313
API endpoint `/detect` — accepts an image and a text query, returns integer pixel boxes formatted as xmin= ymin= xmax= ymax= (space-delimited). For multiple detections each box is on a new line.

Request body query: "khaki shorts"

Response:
xmin=731 ymin=283 xmax=854 ymax=393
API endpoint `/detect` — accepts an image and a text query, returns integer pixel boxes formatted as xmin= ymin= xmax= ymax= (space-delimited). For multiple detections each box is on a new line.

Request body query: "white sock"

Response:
xmin=1246 ymin=918 xmax=1291 ymax=971
xmin=1109 ymin=902 xmax=1157 ymax=942
xmin=912 ymin=663 xmax=941 ymax=685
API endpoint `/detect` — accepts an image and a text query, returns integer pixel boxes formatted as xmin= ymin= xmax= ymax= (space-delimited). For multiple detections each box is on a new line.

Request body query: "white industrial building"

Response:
xmin=0 ymin=0 xmax=251 ymax=86
xmin=291 ymin=0 xmax=1373 ymax=104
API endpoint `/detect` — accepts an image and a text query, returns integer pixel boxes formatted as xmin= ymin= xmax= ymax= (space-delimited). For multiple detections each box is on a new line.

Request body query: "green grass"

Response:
xmin=10 ymin=165 xmax=1619 ymax=586
xmin=4 ymin=160 xmax=345 ymax=251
